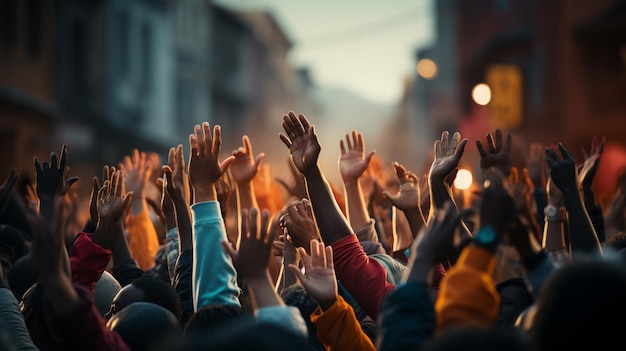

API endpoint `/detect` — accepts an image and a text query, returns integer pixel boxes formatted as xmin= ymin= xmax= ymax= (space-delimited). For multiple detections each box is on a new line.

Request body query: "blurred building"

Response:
xmin=413 ymin=0 xmax=626 ymax=201
xmin=0 ymin=0 xmax=313 ymax=199
xmin=0 ymin=0 xmax=57 ymax=183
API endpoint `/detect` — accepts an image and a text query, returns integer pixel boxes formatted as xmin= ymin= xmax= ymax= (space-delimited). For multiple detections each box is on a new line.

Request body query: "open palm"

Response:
xmin=289 ymin=240 xmax=337 ymax=304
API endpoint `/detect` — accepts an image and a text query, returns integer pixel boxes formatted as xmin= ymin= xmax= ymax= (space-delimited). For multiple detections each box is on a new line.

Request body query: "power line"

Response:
xmin=297 ymin=4 xmax=433 ymax=49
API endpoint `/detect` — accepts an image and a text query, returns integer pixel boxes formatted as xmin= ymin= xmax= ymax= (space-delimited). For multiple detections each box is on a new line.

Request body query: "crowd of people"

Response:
xmin=1 ymin=111 xmax=626 ymax=351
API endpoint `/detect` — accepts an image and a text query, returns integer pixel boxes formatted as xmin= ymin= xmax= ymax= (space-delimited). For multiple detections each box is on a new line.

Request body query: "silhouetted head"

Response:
xmin=105 ymin=276 xmax=181 ymax=321
xmin=107 ymin=301 xmax=182 ymax=351
xmin=495 ymin=277 xmax=534 ymax=327
xmin=94 ymin=270 xmax=122 ymax=317
xmin=184 ymin=318 xmax=312 ymax=351
xmin=425 ymin=326 xmax=530 ymax=351
xmin=20 ymin=283 xmax=57 ymax=350
xmin=7 ymin=254 xmax=36 ymax=300
xmin=531 ymin=259 xmax=626 ymax=351
xmin=0 ymin=224 xmax=28 ymax=277
xmin=183 ymin=304 xmax=250 ymax=345
xmin=280 ymin=284 xmax=325 ymax=351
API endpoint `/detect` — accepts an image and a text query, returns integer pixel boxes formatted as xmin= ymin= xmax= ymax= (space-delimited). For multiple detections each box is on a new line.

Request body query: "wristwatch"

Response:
xmin=544 ymin=205 xmax=566 ymax=222
xmin=473 ymin=225 xmax=498 ymax=250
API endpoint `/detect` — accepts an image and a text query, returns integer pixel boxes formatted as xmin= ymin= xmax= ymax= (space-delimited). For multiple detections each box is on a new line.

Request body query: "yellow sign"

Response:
xmin=486 ymin=64 xmax=523 ymax=129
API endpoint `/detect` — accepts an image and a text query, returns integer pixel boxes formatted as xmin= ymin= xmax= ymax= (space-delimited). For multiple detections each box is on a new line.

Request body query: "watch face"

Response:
xmin=546 ymin=205 xmax=557 ymax=217
xmin=476 ymin=226 xmax=496 ymax=245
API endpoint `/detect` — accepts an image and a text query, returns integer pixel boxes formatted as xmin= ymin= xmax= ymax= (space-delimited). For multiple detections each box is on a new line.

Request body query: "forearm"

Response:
xmin=191 ymin=201 xmax=240 ymax=310
xmin=246 ymin=273 xmax=283 ymax=309
xmin=129 ymin=196 xmax=147 ymax=217
xmin=172 ymin=197 xmax=193 ymax=252
xmin=402 ymin=208 xmax=425 ymax=239
xmin=428 ymin=179 xmax=454 ymax=221
xmin=563 ymin=190 xmax=602 ymax=255
xmin=303 ymin=166 xmax=354 ymax=244
xmin=236 ymin=181 xmax=258 ymax=213
xmin=343 ymin=179 xmax=371 ymax=235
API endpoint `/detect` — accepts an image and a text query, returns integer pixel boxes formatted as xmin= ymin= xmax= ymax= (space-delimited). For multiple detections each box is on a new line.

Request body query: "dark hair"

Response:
xmin=531 ymin=259 xmax=626 ymax=351
xmin=280 ymin=284 xmax=325 ymax=351
xmin=183 ymin=304 xmax=249 ymax=343
xmin=425 ymin=326 xmax=530 ymax=351
xmin=107 ymin=302 xmax=183 ymax=351
xmin=7 ymin=254 xmax=37 ymax=300
xmin=0 ymin=224 xmax=28 ymax=263
xmin=184 ymin=319 xmax=313 ymax=351
xmin=131 ymin=276 xmax=182 ymax=320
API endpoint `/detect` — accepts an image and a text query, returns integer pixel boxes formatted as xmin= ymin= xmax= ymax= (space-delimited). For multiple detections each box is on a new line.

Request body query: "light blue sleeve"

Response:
xmin=0 ymin=288 xmax=39 ymax=351
xmin=192 ymin=201 xmax=241 ymax=311
xmin=255 ymin=305 xmax=308 ymax=339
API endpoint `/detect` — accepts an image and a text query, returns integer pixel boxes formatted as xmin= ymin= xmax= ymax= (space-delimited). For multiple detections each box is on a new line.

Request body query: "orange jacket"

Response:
xmin=125 ymin=210 xmax=160 ymax=271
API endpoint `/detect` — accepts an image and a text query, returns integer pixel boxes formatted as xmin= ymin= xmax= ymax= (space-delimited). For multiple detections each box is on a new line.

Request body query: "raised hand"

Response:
xmin=339 ymin=130 xmax=375 ymax=182
xmin=578 ymin=135 xmax=605 ymax=187
xmin=188 ymin=122 xmax=235 ymax=203
xmin=167 ymin=144 xmax=191 ymax=205
xmin=476 ymin=129 xmax=512 ymax=177
xmin=383 ymin=162 xmax=420 ymax=212
xmin=0 ymin=168 xmax=17 ymax=213
xmin=222 ymin=208 xmax=273 ymax=280
xmin=429 ymin=131 xmax=468 ymax=182
xmin=276 ymin=158 xmax=308 ymax=200
xmin=279 ymin=199 xmax=319 ymax=253
xmin=89 ymin=165 xmax=116 ymax=224
xmin=34 ymin=144 xmax=79 ymax=202
xmin=119 ymin=149 xmax=152 ymax=216
xmin=407 ymin=201 xmax=464 ymax=281
xmin=289 ymin=239 xmax=337 ymax=311
xmin=230 ymin=135 xmax=265 ymax=185
xmin=545 ymin=144 xmax=578 ymax=195
xmin=97 ymin=170 xmax=133 ymax=224
xmin=279 ymin=111 xmax=320 ymax=174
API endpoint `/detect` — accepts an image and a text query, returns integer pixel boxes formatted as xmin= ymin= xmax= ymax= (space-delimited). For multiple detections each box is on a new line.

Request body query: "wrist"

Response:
xmin=318 ymin=297 xmax=337 ymax=312
xmin=193 ymin=186 xmax=217 ymax=203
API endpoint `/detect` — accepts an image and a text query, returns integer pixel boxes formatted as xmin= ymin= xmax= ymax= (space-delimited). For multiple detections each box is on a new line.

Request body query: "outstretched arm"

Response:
xmin=545 ymin=144 xmax=602 ymax=257
xmin=188 ymin=122 xmax=240 ymax=310
xmin=339 ymin=130 xmax=376 ymax=235
xmin=279 ymin=111 xmax=395 ymax=320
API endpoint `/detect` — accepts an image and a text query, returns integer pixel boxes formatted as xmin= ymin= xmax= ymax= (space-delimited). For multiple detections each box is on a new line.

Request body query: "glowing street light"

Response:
xmin=472 ymin=83 xmax=491 ymax=105
xmin=417 ymin=58 xmax=438 ymax=80
xmin=454 ymin=169 xmax=473 ymax=190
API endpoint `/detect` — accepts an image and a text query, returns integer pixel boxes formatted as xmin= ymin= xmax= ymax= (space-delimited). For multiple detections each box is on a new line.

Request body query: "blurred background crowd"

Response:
xmin=1 ymin=0 xmax=625 ymax=221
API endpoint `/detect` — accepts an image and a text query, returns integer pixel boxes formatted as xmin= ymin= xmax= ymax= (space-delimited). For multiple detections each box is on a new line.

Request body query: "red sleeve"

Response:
xmin=331 ymin=234 xmax=396 ymax=320
xmin=70 ymin=232 xmax=112 ymax=292
xmin=47 ymin=284 xmax=131 ymax=351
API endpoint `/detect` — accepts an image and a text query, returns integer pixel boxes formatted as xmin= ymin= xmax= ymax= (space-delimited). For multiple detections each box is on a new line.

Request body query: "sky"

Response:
xmin=215 ymin=0 xmax=435 ymax=105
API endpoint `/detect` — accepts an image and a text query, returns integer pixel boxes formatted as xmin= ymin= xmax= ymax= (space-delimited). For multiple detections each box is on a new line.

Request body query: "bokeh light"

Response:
xmin=417 ymin=58 xmax=438 ymax=80
xmin=454 ymin=169 xmax=473 ymax=190
xmin=472 ymin=83 xmax=491 ymax=105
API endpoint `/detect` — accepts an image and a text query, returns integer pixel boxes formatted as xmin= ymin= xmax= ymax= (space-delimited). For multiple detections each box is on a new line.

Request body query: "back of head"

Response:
xmin=280 ymin=284 xmax=325 ymax=351
xmin=183 ymin=304 xmax=249 ymax=343
xmin=94 ymin=270 xmax=122 ymax=317
xmin=185 ymin=318 xmax=312 ymax=351
xmin=0 ymin=224 xmax=28 ymax=264
xmin=131 ymin=276 xmax=182 ymax=319
xmin=7 ymin=254 xmax=36 ymax=300
xmin=495 ymin=277 xmax=534 ymax=327
xmin=425 ymin=326 xmax=530 ymax=351
xmin=531 ymin=259 xmax=626 ymax=351
xmin=107 ymin=302 xmax=182 ymax=351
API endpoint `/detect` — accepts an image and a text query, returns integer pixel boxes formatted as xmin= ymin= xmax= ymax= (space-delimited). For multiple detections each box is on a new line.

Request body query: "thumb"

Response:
xmin=364 ymin=150 xmax=376 ymax=165
xmin=121 ymin=192 xmax=134 ymax=212
xmin=254 ymin=153 xmax=266 ymax=170
xmin=220 ymin=155 xmax=236 ymax=173
xmin=382 ymin=191 xmax=399 ymax=206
